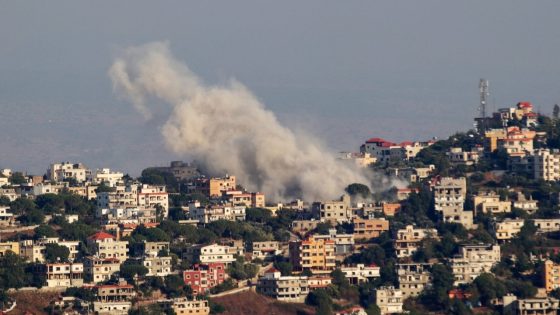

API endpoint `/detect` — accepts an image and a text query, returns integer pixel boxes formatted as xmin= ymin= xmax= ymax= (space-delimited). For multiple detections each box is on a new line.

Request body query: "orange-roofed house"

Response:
xmin=87 ymin=231 xmax=129 ymax=262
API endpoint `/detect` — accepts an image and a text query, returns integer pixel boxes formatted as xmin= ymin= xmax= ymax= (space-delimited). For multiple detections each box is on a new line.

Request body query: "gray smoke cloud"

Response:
xmin=109 ymin=42 xmax=374 ymax=201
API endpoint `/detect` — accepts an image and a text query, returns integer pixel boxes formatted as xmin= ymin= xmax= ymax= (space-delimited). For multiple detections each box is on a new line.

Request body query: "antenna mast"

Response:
xmin=479 ymin=79 xmax=489 ymax=132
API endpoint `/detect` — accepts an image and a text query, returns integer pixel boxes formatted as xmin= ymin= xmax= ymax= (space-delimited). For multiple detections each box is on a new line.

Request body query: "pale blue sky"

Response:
xmin=1 ymin=1 xmax=559 ymax=175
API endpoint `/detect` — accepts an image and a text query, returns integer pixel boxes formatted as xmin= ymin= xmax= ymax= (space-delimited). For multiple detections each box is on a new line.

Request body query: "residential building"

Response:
xmin=0 ymin=206 xmax=15 ymax=226
xmin=0 ymin=242 xmax=19 ymax=256
xmin=257 ymin=267 xmax=310 ymax=302
xmin=171 ymin=298 xmax=210 ymax=315
xmin=449 ymin=244 xmax=501 ymax=285
xmin=47 ymin=162 xmax=89 ymax=183
xmin=387 ymin=166 xmax=435 ymax=183
xmin=314 ymin=229 xmax=354 ymax=259
xmin=87 ymin=231 xmax=129 ymax=262
xmin=151 ymin=161 xmax=200 ymax=181
xmin=352 ymin=218 xmax=390 ymax=240
xmin=40 ymin=262 xmax=84 ymax=288
xmin=433 ymin=177 xmax=474 ymax=228
xmin=495 ymin=219 xmax=524 ymax=241
xmin=35 ymin=237 xmax=80 ymax=261
xmin=497 ymin=127 xmax=535 ymax=157
xmin=360 ymin=138 xmax=433 ymax=162
xmin=0 ymin=188 xmax=18 ymax=202
xmin=189 ymin=175 xmax=236 ymax=197
xmin=90 ymin=168 xmax=124 ymax=187
xmin=340 ymin=264 xmax=380 ymax=284
xmin=512 ymin=297 xmax=560 ymax=315
xmin=447 ymin=147 xmax=483 ymax=165
xmin=188 ymin=202 xmax=246 ymax=223
xmin=394 ymin=225 xmax=438 ymax=258
xmin=291 ymin=220 xmax=320 ymax=236
xmin=222 ymin=190 xmax=266 ymax=208
xmin=92 ymin=281 xmax=136 ymax=315
xmin=374 ymin=286 xmax=403 ymax=315
xmin=183 ymin=263 xmax=227 ymax=295
xmin=474 ymin=192 xmax=511 ymax=214
xmin=535 ymin=219 xmax=560 ymax=234
xmin=142 ymin=254 xmax=172 ymax=277
xmin=397 ymin=263 xmax=433 ymax=298
xmin=514 ymin=192 xmax=538 ymax=214
xmin=251 ymin=241 xmax=282 ymax=261
xmin=84 ymin=257 xmax=121 ymax=283
xmin=32 ymin=182 xmax=67 ymax=196
xmin=312 ymin=195 xmax=351 ymax=224
xmin=339 ymin=152 xmax=377 ymax=168
xmin=97 ymin=185 xmax=138 ymax=209
xmin=185 ymin=244 xmax=236 ymax=265
xmin=138 ymin=184 xmax=169 ymax=218
xmin=289 ymin=235 xmax=336 ymax=274
xmin=544 ymin=260 xmax=560 ymax=293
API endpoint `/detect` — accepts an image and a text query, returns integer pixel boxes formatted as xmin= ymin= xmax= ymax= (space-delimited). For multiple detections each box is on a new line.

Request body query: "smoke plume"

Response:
xmin=109 ymin=42 xmax=372 ymax=201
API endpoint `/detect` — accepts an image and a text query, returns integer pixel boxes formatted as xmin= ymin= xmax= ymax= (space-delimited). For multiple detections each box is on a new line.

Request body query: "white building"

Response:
xmin=47 ymin=162 xmax=89 ymax=183
xmin=340 ymin=264 xmax=380 ymax=284
xmin=186 ymin=244 xmax=236 ymax=265
xmin=90 ymin=168 xmax=124 ymax=187
xmin=494 ymin=219 xmax=524 ymax=241
xmin=0 ymin=206 xmax=15 ymax=226
xmin=433 ymin=177 xmax=474 ymax=229
xmin=450 ymin=244 xmax=501 ymax=286
xmin=394 ymin=225 xmax=438 ymax=258
xmin=374 ymin=286 xmax=403 ymax=315
xmin=188 ymin=202 xmax=246 ymax=224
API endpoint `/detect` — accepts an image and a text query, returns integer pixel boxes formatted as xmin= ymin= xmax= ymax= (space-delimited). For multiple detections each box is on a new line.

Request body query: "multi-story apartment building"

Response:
xmin=374 ymin=286 xmax=403 ymax=315
xmin=533 ymin=149 xmax=560 ymax=181
xmin=514 ymin=192 xmax=538 ymax=214
xmin=47 ymin=162 xmax=89 ymax=183
xmin=494 ymin=219 xmax=524 ymax=241
xmin=544 ymin=260 xmax=560 ymax=293
xmin=474 ymin=192 xmax=511 ymax=214
xmin=188 ymin=202 xmax=246 ymax=224
xmin=185 ymin=244 xmax=236 ymax=265
xmin=97 ymin=185 xmax=139 ymax=209
xmin=142 ymin=254 xmax=172 ymax=277
xmin=251 ymin=241 xmax=282 ymax=261
xmin=89 ymin=168 xmax=124 ymax=187
xmin=511 ymin=297 xmax=560 ymax=315
xmin=84 ymin=257 xmax=121 ymax=283
xmin=394 ymin=225 xmax=438 ymax=258
xmin=340 ymin=264 xmax=380 ymax=284
xmin=433 ymin=177 xmax=474 ymax=229
xmin=19 ymin=238 xmax=80 ymax=262
xmin=497 ymin=127 xmax=535 ymax=157
xmin=352 ymin=218 xmax=390 ymax=240
xmin=222 ymin=190 xmax=265 ymax=208
xmin=257 ymin=267 xmax=310 ymax=302
xmin=35 ymin=237 xmax=80 ymax=261
xmin=360 ymin=138 xmax=432 ymax=162
xmin=449 ymin=244 xmax=501 ymax=286
xmin=291 ymin=220 xmax=320 ymax=236
xmin=289 ymin=235 xmax=336 ymax=274
xmin=0 ymin=188 xmax=18 ymax=202
xmin=138 ymin=184 xmax=169 ymax=218
xmin=183 ymin=263 xmax=227 ymax=295
xmin=386 ymin=165 xmax=435 ymax=183
xmin=171 ymin=298 xmax=210 ymax=315
xmin=87 ymin=231 xmax=129 ymax=262
xmin=339 ymin=152 xmax=377 ymax=168
xmin=40 ymin=262 xmax=84 ymax=288
xmin=189 ymin=175 xmax=236 ymax=197
xmin=312 ymin=195 xmax=352 ymax=224
xmin=314 ymin=229 xmax=354 ymax=259
xmin=151 ymin=161 xmax=200 ymax=181
xmin=447 ymin=147 xmax=482 ymax=165
xmin=396 ymin=263 xmax=433 ymax=298
xmin=92 ymin=281 xmax=136 ymax=315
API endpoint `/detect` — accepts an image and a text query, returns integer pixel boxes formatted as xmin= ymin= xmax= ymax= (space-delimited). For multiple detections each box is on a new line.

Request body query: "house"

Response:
xmin=87 ymin=231 xmax=129 ymax=262
xmin=47 ymin=162 xmax=89 ymax=183
xmin=394 ymin=225 xmax=438 ymax=258
xmin=313 ymin=229 xmax=354 ymax=259
xmin=142 ymin=253 xmax=172 ymax=277
xmin=495 ymin=219 xmax=524 ymax=241
xmin=339 ymin=152 xmax=377 ymax=168
xmin=447 ymin=147 xmax=482 ymax=165
xmin=339 ymin=264 xmax=380 ymax=284
xmin=291 ymin=220 xmax=320 ymax=236
xmin=185 ymin=244 xmax=236 ymax=265
xmin=188 ymin=202 xmax=246 ymax=223
xmin=374 ymin=286 xmax=403 ymax=315
xmin=188 ymin=175 xmax=236 ymax=197
xmin=474 ymin=192 xmax=511 ymax=214
xmin=0 ymin=242 xmax=19 ymax=256
xmin=289 ymin=235 xmax=336 ymax=274
xmin=137 ymin=184 xmax=169 ymax=218
xmin=535 ymin=219 xmax=560 ymax=234
xmin=0 ymin=206 xmax=15 ymax=227
xmin=222 ymin=190 xmax=265 ymax=208
xmin=312 ymin=195 xmax=352 ymax=224
xmin=89 ymin=168 xmax=124 ymax=187
xmin=183 ymin=263 xmax=227 ymax=295
xmin=84 ymin=257 xmax=121 ymax=283
xmin=251 ymin=241 xmax=282 ymax=261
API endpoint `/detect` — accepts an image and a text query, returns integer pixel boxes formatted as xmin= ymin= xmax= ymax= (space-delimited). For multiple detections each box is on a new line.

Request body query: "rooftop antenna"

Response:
xmin=479 ymin=79 xmax=489 ymax=132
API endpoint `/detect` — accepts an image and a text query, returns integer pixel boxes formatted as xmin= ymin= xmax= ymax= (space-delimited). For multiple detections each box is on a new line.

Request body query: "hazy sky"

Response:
xmin=1 ymin=1 xmax=559 ymax=175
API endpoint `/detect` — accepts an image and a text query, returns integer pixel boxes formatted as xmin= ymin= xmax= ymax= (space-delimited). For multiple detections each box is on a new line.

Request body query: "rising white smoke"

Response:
xmin=109 ymin=42 xmax=372 ymax=201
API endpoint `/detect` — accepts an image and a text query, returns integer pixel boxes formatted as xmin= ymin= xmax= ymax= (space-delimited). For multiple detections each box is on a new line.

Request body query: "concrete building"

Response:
xmin=142 ymin=254 xmax=172 ymax=277
xmin=514 ymin=192 xmax=538 ymax=214
xmin=544 ymin=260 xmax=560 ymax=293
xmin=387 ymin=165 xmax=435 ymax=183
xmin=0 ymin=242 xmax=19 ymax=256
xmin=138 ymin=184 xmax=169 ymax=218
xmin=251 ymin=241 xmax=282 ymax=261
xmin=512 ymin=297 xmax=560 ymax=315
xmin=352 ymin=218 xmax=390 ymax=240
xmin=87 ymin=231 xmax=129 ymax=262
xmin=291 ymin=220 xmax=320 ymax=236
xmin=183 ymin=263 xmax=227 ymax=295
xmin=447 ymin=147 xmax=483 ymax=165
xmin=47 ymin=162 xmax=89 ymax=183
xmin=360 ymin=138 xmax=432 ymax=162
xmin=222 ymin=190 xmax=265 ymax=208
xmin=97 ymin=185 xmax=139 ymax=209
xmin=535 ymin=219 xmax=560 ymax=234
xmin=41 ymin=262 xmax=84 ymax=288
xmin=339 ymin=264 xmax=380 ymax=284
xmin=189 ymin=175 xmax=236 ymax=197
xmin=312 ymin=195 xmax=352 ymax=224
xmin=396 ymin=263 xmax=432 ymax=299
xmin=339 ymin=152 xmax=377 ymax=168
xmin=313 ymin=229 xmax=355 ymax=259
xmin=0 ymin=206 xmax=15 ymax=227
xmin=185 ymin=244 xmax=236 ymax=265
xmin=171 ymin=298 xmax=210 ymax=315
xmin=151 ymin=161 xmax=200 ymax=181
xmin=394 ymin=225 xmax=438 ymax=258
xmin=90 ymin=168 xmax=124 ymax=187
xmin=84 ymin=257 xmax=121 ymax=283
xmin=450 ymin=244 xmax=501 ymax=286
xmin=188 ymin=202 xmax=246 ymax=224
xmin=374 ymin=286 xmax=403 ymax=315
xmin=495 ymin=219 xmax=524 ymax=241
xmin=289 ymin=235 xmax=336 ymax=274
xmin=257 ymin=267 xmax=310 ymax=302
xmin=533 ymin=149 xmax=560 ymax=181
xmin=92 ymin=281 xmax=136 ymax=315
xmin=433 ymin=177 xmax=474 ymax=229
xmin=474 ymin=192 xmax=511 ymax=215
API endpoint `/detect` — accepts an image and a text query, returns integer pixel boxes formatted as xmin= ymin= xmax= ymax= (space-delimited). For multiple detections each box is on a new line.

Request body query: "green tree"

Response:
xmin=9 ymin=198 xmax=36 ymax=215
xmin=0 ymin=196 xmax=11 ymax=206
xmin=345 ymin=183 xmax=371 ymax=199
xmin=120 ymin=264 xmax=149 ymax=282
xmin=35 ymin=194 xmax=64 ymax=214
xmin=0 ymin=252 xmax=31 ymax=289
xmin=44 ymin=243 xmax=70 ymax=263
xmin=554 ymin=104 xmax=560 ymax=120
xmin=306 ymin=289 xmax=333 ymax=315
xmin=34 ymin=224 xmax=58 ymax=239
xmin=19 ymin=209 xmax=45 ymax=225
xmin=8 ymin=172 xmax=26 ymax=185
xmin=245 ymin=208 xmax=272 ymax=223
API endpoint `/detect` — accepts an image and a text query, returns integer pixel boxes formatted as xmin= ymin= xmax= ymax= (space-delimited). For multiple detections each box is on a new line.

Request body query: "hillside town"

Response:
xmin=3 ymin=101 xmax=560 ymax=315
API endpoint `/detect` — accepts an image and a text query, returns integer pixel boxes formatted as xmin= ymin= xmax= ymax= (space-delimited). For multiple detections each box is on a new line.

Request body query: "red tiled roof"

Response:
xmin=88 ymin=231 xmax=115 ymax=240
xmin=265 ymin=267 xmax=279 ymax=274
xmin=518 ymin=101 xmax=533 ymax=108
xmin=365 ymin=137 xmax=387 ymax=143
